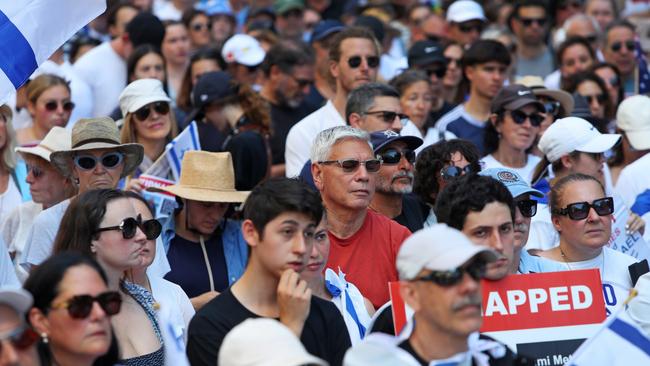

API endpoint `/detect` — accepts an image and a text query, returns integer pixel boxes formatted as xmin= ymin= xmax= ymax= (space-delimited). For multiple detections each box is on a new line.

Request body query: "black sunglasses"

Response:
xmin=426 ymin=66 xmax=447 ymax=79
xmin=134 ymin=101 xmax=170 ymax=122
xmin=95 ymin=215 xmax=162 ymax=240
xmin=51 ymin=291 xmax=122 ymax=319
xmin=364 ymin=110 xmax=409 ymax=125
xmin=191 ymin=22 xmax=211 ymax=31
xmin=583 ymin=94 xmax=607 ymax=105
xmin=318 ymin=158 xmax=382 ymax=173
xmin=290 ymin=75 xmax=313 ymax=88
xmin=510 ymin=110 xmax=544 ymax=127
xmin=517 ymin=199 xmax=538 ymax=218
xmin=444 ymin=56 xmax=461 ymax=67
xmin=610 ymin=40 xmax=635 ymax=53
xmin=74 ymin=152 xmax=124 ymax=171
xmin=544 ymin=101 xmax=561 ymax=117
xmin=440 ymin=165 xmax=476 ymax=180
xmin=519 ymin=17 xmax=546 ymax=27
xmin=347 ymin=55 xmax=380 ymax=69
xmin=246 ymin=64 xmax=260 ymax=73
xmin=379 ymin=148 xmax=416 ymax=165
xmin=26 ymin=164 xmax=44 ymax=179
xmin=458 ymin=23 xmax=484 ymax=33
xmin=0 ymin=325 xmax=39 ymax=354
xmin=552 ymin=197 xmax=614 ymax=220
xmin=414 ymin=260 xmax=487 ymax=286
xmin=44 ymin=100 xmax=75 ymax=112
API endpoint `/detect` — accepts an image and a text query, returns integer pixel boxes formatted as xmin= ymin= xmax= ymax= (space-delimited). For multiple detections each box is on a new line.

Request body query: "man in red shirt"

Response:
xmin=311 ymin=126 xmax=411 ymax=309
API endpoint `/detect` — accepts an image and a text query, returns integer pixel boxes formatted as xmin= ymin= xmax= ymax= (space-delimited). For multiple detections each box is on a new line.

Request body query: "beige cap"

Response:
xmin=616 ymin=95 xmax=650 ymax=150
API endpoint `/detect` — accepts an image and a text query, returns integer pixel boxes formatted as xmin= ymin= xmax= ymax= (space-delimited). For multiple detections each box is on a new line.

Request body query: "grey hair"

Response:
xmin=310 ymin=126 xmax=372 ymax=163
xmin=345 ymin=83 xmax=400 ymax=122
xmin=563 ymin=14 xmax=601 ymax=36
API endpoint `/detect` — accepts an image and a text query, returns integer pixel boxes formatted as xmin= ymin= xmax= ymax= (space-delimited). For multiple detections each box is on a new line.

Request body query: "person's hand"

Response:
xmin=277 ymin=269 xmax=311 ymax=337
xmin=627 ymin=212 xmax=646 ymax=236
xmin=190 ymin=291 xmax=220 ymax=310
xmin=126 ymin=178 xmax=144 ymax=193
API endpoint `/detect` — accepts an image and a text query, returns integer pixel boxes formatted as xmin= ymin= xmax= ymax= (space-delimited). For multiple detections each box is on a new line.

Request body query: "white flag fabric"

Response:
xmin=568 ymin=308 xmax=650 ymax=365
xmin=0 ymin=0 xmax=105 ymax=103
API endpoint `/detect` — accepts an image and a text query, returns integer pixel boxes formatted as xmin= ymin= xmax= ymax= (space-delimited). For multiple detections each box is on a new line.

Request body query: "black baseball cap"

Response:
xmin=186 ymin=71 xmax=238 ymax=122
xmin=490 ymin=84 xmax=544 ymax=113
xmin=310 ymin=20 xmax=344 ymax=44
xmin=408 ymin=40 xmax=446 ymax=68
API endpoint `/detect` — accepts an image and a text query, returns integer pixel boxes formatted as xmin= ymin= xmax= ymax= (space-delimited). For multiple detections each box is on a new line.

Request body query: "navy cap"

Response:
xmin=370 ymin=130 xmax=423 ymax=153
xmin=186 ymin=71 xmax=237 ymax=122
xmin=408 ymin=40 xmax=446 ymax=67
xmin=310 ymin=20 xmax=344 ymax=44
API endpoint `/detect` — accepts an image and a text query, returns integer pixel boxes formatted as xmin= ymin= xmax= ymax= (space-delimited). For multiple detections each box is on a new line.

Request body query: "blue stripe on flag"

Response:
xmin=609 ymin=318 xmax=650 ymax=357
xmin=0 ymin=9 xmax=37 ymax=89
xmin=189 ymin=122 xmax=199 ymax=149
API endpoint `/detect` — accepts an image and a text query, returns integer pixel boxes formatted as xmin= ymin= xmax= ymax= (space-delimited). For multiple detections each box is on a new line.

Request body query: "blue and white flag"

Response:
xmin=0 ymin=0 xmax=105 ymax=103
xmin=166 ymin=121 xmax=201 ymax=181
xmin=568 ymin=306 xmax=650 ymax=365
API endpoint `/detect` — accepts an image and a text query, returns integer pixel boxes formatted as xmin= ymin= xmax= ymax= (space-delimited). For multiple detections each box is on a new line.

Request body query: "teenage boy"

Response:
xmin=186 ymin=178 xmax=351 ymax=366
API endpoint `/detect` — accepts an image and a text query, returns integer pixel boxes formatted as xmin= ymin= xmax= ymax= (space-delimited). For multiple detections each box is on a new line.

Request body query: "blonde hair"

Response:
xmin=0 ymin=106 xmax=16 ymax=172
xmin=120 ymin=108 xmax=179 ymax=150
xmin=26 ymin=74 xmax=70 ymax=104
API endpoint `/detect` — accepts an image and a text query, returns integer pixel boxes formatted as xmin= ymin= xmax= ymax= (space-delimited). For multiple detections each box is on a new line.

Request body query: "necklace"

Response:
xmin=559 ymin=246 xmax=606 ymax=278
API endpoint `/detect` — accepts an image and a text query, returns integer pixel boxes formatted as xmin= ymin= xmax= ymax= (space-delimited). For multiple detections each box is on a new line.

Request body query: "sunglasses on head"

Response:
xmin=134 ymin=101 xmax=170 ymax=122
xmin=509 ymin=110 xmax=544 ymax=127
xmin=51 ymin=291 xmax=122 ymax=319
xmin=544 ymin=101 xmax=561 ymax=117
xmin=426 ymin=66 xmax=447 ymax=79
xmin=74 ymin=152 xmax=124 ymax=171
xmin=440 ymin=165 xmax=475 ymax=180
xmin=517 ymin=199 xmax=538 ymax=218
xmin=95 ymin=215 xmax=162 ymax=240
xmin=519 ymin=17 xmax=546 ymax=27
xmin=26 ymin=164 xmax=45 ymax=179
xmin=458 ymin=23 xmax=484 ymax=33
xmin=44 ymin=100 xmax=75 ymax=112
xmin=318 ymin=158 xmax=382 ymax=173
xmin=582 ymin=94 xmax=607 ymax=105
xmin=364 ymin=110 xmax=409 ymax=125
xmin=379 ymin=148 xmax=416 ymax=165
xmin=191 ymin=22 xmax=211 ymax=31
xmin=0 ymin=325 xmax=39 ymax=353
xmin=552 ymin=197 xmax=614 ymax=220
xmin=414 ymin=259 xmax=487 ymax=286
xmin=611 ymin=40 xmax=635 ymax=53
xmin=347 ymin=55 xmax=380 ymax=69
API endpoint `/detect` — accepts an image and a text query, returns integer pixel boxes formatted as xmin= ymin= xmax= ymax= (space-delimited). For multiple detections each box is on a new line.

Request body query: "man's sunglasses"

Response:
xmin=51 ymin=291 xmax=122 ymax=319
xmin=552 ymin=197 xmax=614 ymax=220
xmin=440 ymin=165 xmax=476 ymax=180
xmin=347 ymin=55 xmax=380 ymax=69
xmin=0 ymin=325 xmax=39 ymax=353
xmin=610 ymin=40 xmax=635 ymax=53
xmin=318 ymin=158 xmax=382 ymax=173
xmin=134 ymin=101 xmax=170 ymax=122
xmin=364 ymin=111 xmax=409 ymax=125
xmin=458 ymin=23 xmax=484 ymax=33
xmin=45 ymin=100 xmax=75 ymax=112
xmin=95 ymin=215 xmax=162 ymax=240
xmin=379 ymin=148 xmax=416 ymax=165
xmin=26 ymin=164 xmax=45 ymax=179
xmin=74 ymin=152 xmax=124 ymax=171
xmin=517 ymin=199 xmax=538 ymax=218
xmin=414 ymin=260 xmax=487 ymax=286
xmin=519 ymin=17 xmax=546 ymax=27
xmin=510 ymin=110 xmax=544 ymax=127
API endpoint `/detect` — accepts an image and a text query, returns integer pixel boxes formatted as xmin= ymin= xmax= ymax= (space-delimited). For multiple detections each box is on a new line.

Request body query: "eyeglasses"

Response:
xmin=440 ymin=165 xmax=476 ymax=180
xmin=582 ymin=94 xmax=607 ymax=105
xmin=73 ymin=152 xmax=124 ymax=171
xmin=95 ymin=215 xmax=162 ymax=240
xmin=457 ymin=23 xmax=484 ymax=33
xmin=318 ymin=158 xmax=382 ymax=173
xmin=347 ymin=55 xmax=380 ymax=69
xmin=26 ymin=164 xmax=45 ymax=179
xmin=544 ymin=101 xmax=561 ymax=117
xmin=426 ymin=66 xmax=447 ymax=79
xmin=191 ymin=22 xmax=211 ymax=31
xmin=379 ymin=148 xmax=416 ymax=165
xmin=364 ymin=111 xmax=410 ymax=125
xmin=610 ymin=40 xmax=635 ymax=53
xmin=519 ymin=17 xmax=547 ymax=27
xmin=509 ymin=110 xmax=544 ymax=127
xmin=51 ymin=291 xmax=122 ymax=319
xmin=289 ymin=75 xmax=314 ymax=88
xmin=517 ymin=199 xmax=538 ymax=218
xmin=44 ymin=100 xmax=75 ymax=112
xmin=0 ymin=325 xmax=39 ymax=353
xmin=134 ymin=101 xmax=170 ymax=122
xmin=414 ymin=260 xmax=487 ymax=286
xmin=552 ymin=197 xmax=614 ymax=220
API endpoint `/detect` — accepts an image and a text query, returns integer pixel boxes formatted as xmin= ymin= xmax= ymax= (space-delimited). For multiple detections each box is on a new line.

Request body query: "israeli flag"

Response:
xmin=568 ymin=308 xmax=650 ymax=365
xmin=0 ymin=0 xmax=105 ymax=103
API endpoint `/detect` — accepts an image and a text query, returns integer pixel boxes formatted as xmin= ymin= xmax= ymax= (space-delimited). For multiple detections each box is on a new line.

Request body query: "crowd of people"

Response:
xmin=3 ymin=0 xmax=650 ymax=365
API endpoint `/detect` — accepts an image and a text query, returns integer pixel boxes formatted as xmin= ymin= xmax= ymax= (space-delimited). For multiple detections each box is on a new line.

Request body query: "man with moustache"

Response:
xmin=369 ymin=131 xmax=425 ymax=232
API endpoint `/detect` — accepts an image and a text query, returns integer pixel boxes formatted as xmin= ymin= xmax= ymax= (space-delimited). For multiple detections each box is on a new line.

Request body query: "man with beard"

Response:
xmin=260 ymin=43 xmax=315 ymax=177
xmin=509 ymin=0 xmax=555 ymax=78
xmin=369 ymin=130 xmax=426 ymax=232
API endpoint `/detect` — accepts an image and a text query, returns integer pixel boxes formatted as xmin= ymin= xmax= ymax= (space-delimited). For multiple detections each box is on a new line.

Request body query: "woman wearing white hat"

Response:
xmin=148 ymin=151 xmax=249 ymax=310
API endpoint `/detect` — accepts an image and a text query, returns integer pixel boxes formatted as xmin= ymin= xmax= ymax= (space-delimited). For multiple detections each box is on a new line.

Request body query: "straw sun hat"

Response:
xmin=148 ymin=151 xmax=249 ymax=203
xmin=50 ymin=117 xmax=144 ymax=178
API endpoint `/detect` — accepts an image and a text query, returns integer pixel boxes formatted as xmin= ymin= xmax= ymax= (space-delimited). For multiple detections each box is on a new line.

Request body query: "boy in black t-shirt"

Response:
xmin=186 ymin=178 xmax=351 ymax=366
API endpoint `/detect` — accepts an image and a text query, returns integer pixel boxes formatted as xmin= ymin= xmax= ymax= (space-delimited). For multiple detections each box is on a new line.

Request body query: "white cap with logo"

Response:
xmin=538 ymin=117 xmax=621 ymax=163
xmin=616 ymin=95 xmax=650 ymax=151
xmin=446 ymin=0 xmax=486 ymax=23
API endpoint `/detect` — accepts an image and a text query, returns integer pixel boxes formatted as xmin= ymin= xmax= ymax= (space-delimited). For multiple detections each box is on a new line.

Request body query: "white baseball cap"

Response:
xmin=538 ymin=117 xmax=621 ymax=163
xmin=396 ymin=224 xmax=497 ymax=281
xmin=616 ymin=95 xmax=650 ymax=150
xmin=118 ymin=78 xmax=171 ymax=117
xmin=221 ymin=34 xmax=266 ymax=67
xmin=218 ymin=318 xmax=328 ymax=366
xmin=0 ymin=288 xmax=33 ymax=314
xmin=446 ymin=0 xmax=486 ymax=23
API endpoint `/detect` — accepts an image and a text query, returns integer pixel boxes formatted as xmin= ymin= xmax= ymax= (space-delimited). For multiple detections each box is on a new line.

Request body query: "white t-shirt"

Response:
xmin=284 ymin=100 xmax=345 ymax=177
xmin=614 ymin=153 xmax=650 ymax=209
xmin=0 ymin=178 xmax=22 ymax=225
xmin=519 ymin=247 xmax=637 ymax=316
xmin=150 ymin=275 xmax=195 ymax=343
xmin=0 ymin=237 xmax=20 ymax=287
xmin=20 ymin=199 xmax=70 ymax=270
xmin=481 ymin=154 xmax=541 ymax=184
xmin=1 ymin=201 xmax=43 ymax=283
xmin=73 ymin=42 xmax=126 ymax=117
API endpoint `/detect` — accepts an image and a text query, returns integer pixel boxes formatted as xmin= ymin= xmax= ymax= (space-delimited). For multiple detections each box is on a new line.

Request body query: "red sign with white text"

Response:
xmin=480 ymin=269 xmax=606 ymax=332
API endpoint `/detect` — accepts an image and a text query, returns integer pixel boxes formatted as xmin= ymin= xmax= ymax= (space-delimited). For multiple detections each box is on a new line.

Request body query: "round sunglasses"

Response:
xmin=552 ymin=197 xmax=614 ymax=220
xmin=44 ymin=100 xmax=75 ymax=112
xmin=0 ymin=325 xmax=39 ymax=354
xmin=51 ymin=291 xmax=122 ymax=319
xmin=134 ymin=101 xmax=170 ymax=122
xmin=347 ymin=55 xmax=379 ymax=69
xmin=73 ymin=152 xmax=124 ymax=171
xmin=318 ymin=158 xmax=382 ymax=173
xmin=379 ymin=148 xmax=416 ymax=165
xmin=414 ymin=259 xmax=487 ymax=286
xmin=95 ymin=215 xmax=162 ymax=240
xmin=509 ymin=110 xmax=544 ymax=127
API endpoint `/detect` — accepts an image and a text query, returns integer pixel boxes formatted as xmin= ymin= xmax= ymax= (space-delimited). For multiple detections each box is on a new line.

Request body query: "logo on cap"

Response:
xmin=200 ymin=94 xmax=209 ymax=101
xmin=497 ymin=171 xmax=518 ymax=182
xmin=383 ymin=130 xmax=399 ymax=138
xmin=424 ymin=46 xmax=438 ymax=53
xmin=517 ymin=90 xmax=531 ymax=96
